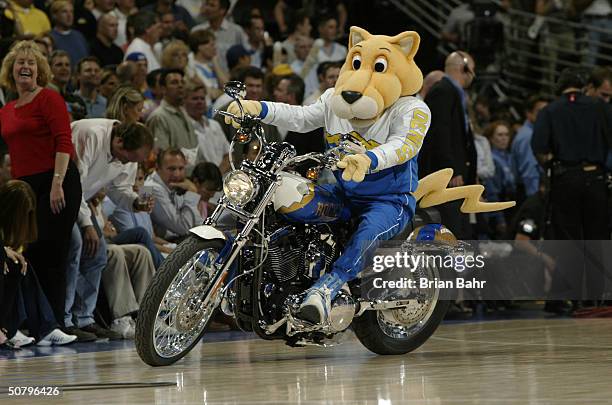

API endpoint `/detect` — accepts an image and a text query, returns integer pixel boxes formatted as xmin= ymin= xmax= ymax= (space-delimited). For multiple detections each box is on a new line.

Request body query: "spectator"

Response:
xmin=142 ymin=0 xmax=195 ymax=31
xmin=580 ymin=0 xmax=612 ymax=67
xmin=48 ymin=50 xmax=88 ymax=121
xmin=75 ymin=56 xmax=107 ymax=118
xmin=191 ymin=161 xmax=222 ymax=219
xmin=64 ymin=120 xmax=153 ymax=340
xmin=417 ymin=70 xmax=444 ymax=101
xmin=106 ymin=84 xmax=144 ymax=123
xmin=183 ymin=81 xmax=230 ymax=173
xmin=176 ymin=0 xmax=201 ymax=21
xmin=145 ymin=148 xmax=203 ymax=240
xmin=191 ymin=0 xmax=246 ymax=72
xmin=125 ymin=11 xmax=162 ymax=72
xmin=303 ymin=61 xmax=340 ymax=105
xmin=188 ymin=29 xmax=229 ymax=101
xmin=585 ymin=66 xmax=612 ymax=103
xmin=0 ymin=180 xmax=78 ymax=347
xmin=50 ymin=0 xmax=90 ymax=67
xmin=226 ymin=44 xmax=252 ymax=72
xmin=484 ymin=120 xmax=516 ymax=239
xmin=6 ymin=0 xmax=51 ymax=36
xmin=273 ymin=73 xmax=304 ymax=107
xmin=146 ymin=68 xmax=198 ymax=167
xmin=274 ymin=1 xmax=347 ymax=39
xmin=244 ymin=15 xmax=269 ymax=68
xmin=160 ymin=39 xmax=190 ymax=74
xmin=73 ymin=0 xmax=98 ymax=43
xmin=418 ymin=51 xmax=478 ymax=239
xmin=91 ymin=13 xmax=125 ymax=67
xmin=116 ymin=60 xmax=136 ymax=85
xmin=316 ymin=14 xmax=347 ymax=63
xmin=289 ymin=34 xmax=318 ymax=97
xmin=142 ymin=68 xmax=163 ymax=119
xmin=511 ymin=94 xmax=549 ymax=203
xmin=33 ymin=34 xmax=55 ymax=59
xmin=0 ymin=41 xmax=82 ymax=324
xmin=125 ymin=52 xmax=149 ymax=92
xmin=92 ymin=0 xmax=115 ymax=20
xmin=99 ymin=68 xmax=120 ymax=99
xmin=111 ymin=0 xmax=137 ymax=48
xmin=281 ymin=10 xmax=312 ymax=64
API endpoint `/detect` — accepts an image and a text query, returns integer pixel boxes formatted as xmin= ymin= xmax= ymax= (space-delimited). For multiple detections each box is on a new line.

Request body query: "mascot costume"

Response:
xmin=226 ymin=27 xmax=514 ymax=324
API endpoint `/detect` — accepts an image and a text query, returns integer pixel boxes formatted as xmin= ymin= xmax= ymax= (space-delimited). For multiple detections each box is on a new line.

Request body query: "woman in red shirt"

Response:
xmin=0 ymin=41 xmax=82 ymax=324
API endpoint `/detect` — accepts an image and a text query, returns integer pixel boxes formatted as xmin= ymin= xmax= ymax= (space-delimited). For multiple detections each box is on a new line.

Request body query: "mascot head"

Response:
xmin=331 ymin=26 xmax=423 ymax=127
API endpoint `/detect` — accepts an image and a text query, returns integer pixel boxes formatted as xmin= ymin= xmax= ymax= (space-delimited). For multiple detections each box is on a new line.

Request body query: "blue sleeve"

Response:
xmin=485 ymin=163 xmax=505 ymax=225
xmin=512 ymin=134 xmax=540 ymax=196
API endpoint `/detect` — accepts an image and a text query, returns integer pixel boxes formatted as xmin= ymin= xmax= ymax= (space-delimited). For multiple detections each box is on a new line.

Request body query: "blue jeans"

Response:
xmin=582 ymin=16 xmax=612 ymax=66
xmin=64 ymin=224 xmax=108 ymax=328
xmin=112 ymin=226 xmax=164 ymax=269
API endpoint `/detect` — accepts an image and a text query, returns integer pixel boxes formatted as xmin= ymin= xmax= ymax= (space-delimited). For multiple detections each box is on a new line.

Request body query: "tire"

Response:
xmin=135 ymin=236 xmax=225 ymax=366
xmin=352 ymin=298 xmax=449 ymax=355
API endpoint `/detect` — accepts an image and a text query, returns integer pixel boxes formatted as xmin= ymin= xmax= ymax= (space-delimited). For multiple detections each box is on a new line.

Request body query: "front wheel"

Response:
xmin=135 ymin=237 xmax=225 ymax=366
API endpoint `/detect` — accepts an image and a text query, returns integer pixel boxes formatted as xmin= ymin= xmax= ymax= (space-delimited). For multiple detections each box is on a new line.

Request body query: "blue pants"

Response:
xmin=320 ymin=184 xmax=415 ymax=284
xmin=64 ymin=224 xmax=108 ymax=328
xmin=112 ymin=226 xmax=164 ymax=269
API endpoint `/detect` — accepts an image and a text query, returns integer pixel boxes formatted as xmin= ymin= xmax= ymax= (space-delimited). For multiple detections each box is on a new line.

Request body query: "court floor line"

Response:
xmin=430 ymin=335 xmax=612 ymax=349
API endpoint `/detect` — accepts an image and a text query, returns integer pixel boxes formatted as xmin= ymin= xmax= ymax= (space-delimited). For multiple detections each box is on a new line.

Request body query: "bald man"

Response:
xmin=91 ymin=13 xmax=125 ymax=67
xmin=418 ymin=70 xmax=445 ymax=100
xmin=418 ymin=51 xmax=478 ymax=239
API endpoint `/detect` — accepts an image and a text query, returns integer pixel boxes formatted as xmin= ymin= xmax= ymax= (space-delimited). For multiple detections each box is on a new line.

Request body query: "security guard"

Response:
xmin=531 ymin=67 xmax=611 ymax=308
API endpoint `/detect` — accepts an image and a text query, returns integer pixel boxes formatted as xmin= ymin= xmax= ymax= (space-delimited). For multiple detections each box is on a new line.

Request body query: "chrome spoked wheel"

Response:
xmin=153 ymin=248 xmax=221 ymax=359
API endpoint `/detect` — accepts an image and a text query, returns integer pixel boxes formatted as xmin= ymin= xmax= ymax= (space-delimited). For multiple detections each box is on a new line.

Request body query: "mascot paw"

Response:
xmin=337 ymin=154 xmax=371 ymax=182
xmin=224 ymin=101 xmax=263 ymax=128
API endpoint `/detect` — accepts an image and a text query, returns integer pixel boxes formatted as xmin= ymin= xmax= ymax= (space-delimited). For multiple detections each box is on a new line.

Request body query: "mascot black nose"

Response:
xmin=341 ymin=91 xmax=363 ymax=104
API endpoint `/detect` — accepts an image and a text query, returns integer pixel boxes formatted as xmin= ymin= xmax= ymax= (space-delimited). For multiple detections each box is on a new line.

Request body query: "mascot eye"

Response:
xmin=374 ymin=57 xmax=388 ymax=73
xmin=352 ymin=54 xmax=361 ymax=70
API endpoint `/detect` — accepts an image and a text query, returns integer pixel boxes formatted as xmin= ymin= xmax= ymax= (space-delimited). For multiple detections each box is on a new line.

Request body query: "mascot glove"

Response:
xmin=337 ymin=154 xmax=371 ymax=183
xmin=224 ymin=101 xmax=263 ymax=128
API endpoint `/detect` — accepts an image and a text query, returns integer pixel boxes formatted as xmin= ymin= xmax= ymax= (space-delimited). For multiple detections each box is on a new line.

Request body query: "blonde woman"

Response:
xmin=161 ymin=40 xmax=190 ymax=72
xmin=0 ymin=41 xmax=82 ymax=323
xmin=106 ymin=84 xmax=145 ymax=123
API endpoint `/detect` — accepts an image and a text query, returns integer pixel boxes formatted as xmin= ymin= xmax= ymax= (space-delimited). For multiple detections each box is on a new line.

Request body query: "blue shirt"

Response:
xmin=511 ymin=120 xmax=541 ymax=196
xmin=75 ymin=90 xmax=107 ymax=119
xmin=103 ymin=197 xmax=155 ymax=237
xmin=486 ymin=147 xmax=516 ymax=224
xmin=50 ymin=29 xmax=89 ymax=67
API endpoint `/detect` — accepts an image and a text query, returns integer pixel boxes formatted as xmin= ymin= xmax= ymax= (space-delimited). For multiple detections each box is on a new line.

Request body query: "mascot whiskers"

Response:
xmin=226 ymin=26 xmax=513 ymax=325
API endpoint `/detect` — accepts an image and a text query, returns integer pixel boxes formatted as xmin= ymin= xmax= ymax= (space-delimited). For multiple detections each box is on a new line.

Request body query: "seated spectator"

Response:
xmin=484 ymin=120 xmax=517 ymax=239
xmin=125 ymin=52 xmax=149 ymax=93
xmin=142 ymin=68 xmax=163 ymax=119
xmin=161 ymin=39 xmax=191 ymax=77
xmin=91 ymin=13 xmax=125 ymax=67
xmin=146 ymin=148 xmax=203 ymax=241
xmin=92 ymin=0 xmax=115 ymax=20
xmin=315 ymin=14 xmax=347 ymax=63
xmin=33 ymin=34 xmax=55 ymax=59
xmin=73 ymin=0 xmax=98 ymax=43
xmin=48 ymin=50 xmax=88 ymax=121
xmin=585 ymin=66 xmax=612 ymax=104
xmin=184 ymin=81 xmax=230 ymax=173
xmin=188 ymin=29 xmax=229 ymax=101
xmin=99 ymin=68 xmax=120 ymax=100
xmin=417 ymin=70 xmax=444 ymax=101
xmin=244 ymin=15 xmax=269 ymax=69
xmin=111 ymin=0 xmax=137 ymax=48
xmin=146 ymin=69 xmax=198 ymax=168
xmin=125 ymin=11 xmax=162 ymax=72
xmin=50 ymin=0 xmax=90 ymax=67
xmin=142 ymin=0 xmax=195 ymax=31
xmin=191 ymin=0 xmax=247 ymax=73
xmin=6 ymin=0 xmax=51 ymax=36
xmin=75 ymin=56 xmax=108 ymax=118
xmin=226 ymin=44 xmax=252 ymax=72
xmin=281 ymin=10 xmax=312 ymax=64
xmin=106 ymin=84 xmax=145 ymax=123
xmin=303 ymin=61 xmax=340 ymax=105
xmin=191 ymin=162 xmax=222 ymax=220
xmin=107 ymin=164 xmax=176 ymax=256
xmin=289 ymin=35 xmax=318 ymax=98
xmin=0 ymin=180 xmax=77 ymax=347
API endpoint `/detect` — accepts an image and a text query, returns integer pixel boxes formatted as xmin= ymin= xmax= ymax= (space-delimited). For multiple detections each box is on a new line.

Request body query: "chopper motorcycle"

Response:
xmin=134 ymin=82 xmax=460 ymax=366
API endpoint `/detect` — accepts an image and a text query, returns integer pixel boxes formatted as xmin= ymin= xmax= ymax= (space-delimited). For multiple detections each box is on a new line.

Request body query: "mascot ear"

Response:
xmin=390 ymin=31 xmax=420 ymax=60
xmin=349 ymin=26 xmax=371 ymax=48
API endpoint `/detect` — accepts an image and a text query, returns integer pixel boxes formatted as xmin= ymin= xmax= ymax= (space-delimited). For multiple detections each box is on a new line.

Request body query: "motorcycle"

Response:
xmin=135 ymin=81 xmax=460 ymax=366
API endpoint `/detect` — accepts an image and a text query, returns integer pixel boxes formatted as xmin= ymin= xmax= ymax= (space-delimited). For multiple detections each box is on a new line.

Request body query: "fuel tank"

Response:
xmin=272 ymin=172 xmax=347 ymax=223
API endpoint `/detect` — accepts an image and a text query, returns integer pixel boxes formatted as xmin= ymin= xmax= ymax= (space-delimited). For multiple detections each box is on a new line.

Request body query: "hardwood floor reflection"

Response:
xmin=2 ymin=318 xmax=611 ymax=404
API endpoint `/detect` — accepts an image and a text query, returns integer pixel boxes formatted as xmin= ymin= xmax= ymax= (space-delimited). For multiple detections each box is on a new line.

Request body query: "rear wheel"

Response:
xmin=135 ymin=237 xmax=225 ymax=366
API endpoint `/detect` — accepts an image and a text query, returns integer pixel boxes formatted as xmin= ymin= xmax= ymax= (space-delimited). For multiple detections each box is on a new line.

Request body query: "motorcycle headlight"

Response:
xmin=223 ymin=170 xmax=256 ymax=206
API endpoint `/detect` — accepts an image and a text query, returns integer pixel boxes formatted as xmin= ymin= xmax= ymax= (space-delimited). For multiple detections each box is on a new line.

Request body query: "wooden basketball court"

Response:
xmin=1 ymin=318 xmax=611 ymax=404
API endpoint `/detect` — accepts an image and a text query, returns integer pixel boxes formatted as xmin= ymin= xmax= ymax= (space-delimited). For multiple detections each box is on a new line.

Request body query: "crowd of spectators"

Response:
xmin=1 ymin=0 xmax=611 ymax=349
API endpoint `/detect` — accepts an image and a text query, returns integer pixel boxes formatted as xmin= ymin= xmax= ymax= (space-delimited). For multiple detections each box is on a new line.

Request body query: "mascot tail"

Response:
xmin=413 ymin=168 xmax=515 ymax=213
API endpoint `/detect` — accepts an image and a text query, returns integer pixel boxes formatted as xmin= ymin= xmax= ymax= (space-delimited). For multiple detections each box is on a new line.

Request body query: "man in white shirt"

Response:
xmin=316 ymin=15 xmax=347 ymax=63
xmin=111 ymin=0 xmax=136 ymax=48
xmin=303 ymin=61 xmax=340 ymax=105
xmin=184 ymin=81 xmax=230 ymax=173
xmin=190 ymin=0 xmax=246 ymax=72
xmin=125 ymin=10 xmax=162 ymax=72
xmin=146 ymin=148 xmax=203 ymax=240
xmin=63 ymin=120 xmax=154 ymax=340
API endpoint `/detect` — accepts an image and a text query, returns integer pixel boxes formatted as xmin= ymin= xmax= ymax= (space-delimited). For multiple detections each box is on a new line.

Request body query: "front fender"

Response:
xmin=189 ymin=225 xmax=226 ymax=241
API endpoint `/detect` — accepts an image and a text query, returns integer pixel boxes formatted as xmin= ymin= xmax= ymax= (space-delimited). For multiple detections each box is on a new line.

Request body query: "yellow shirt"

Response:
xmin=6 ymin=1 xmax=51 ymax=36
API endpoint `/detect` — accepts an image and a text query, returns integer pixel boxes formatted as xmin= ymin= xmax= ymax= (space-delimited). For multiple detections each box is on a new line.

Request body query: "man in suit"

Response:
xmin=418 ymin=51 xmax=478 ymax=239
